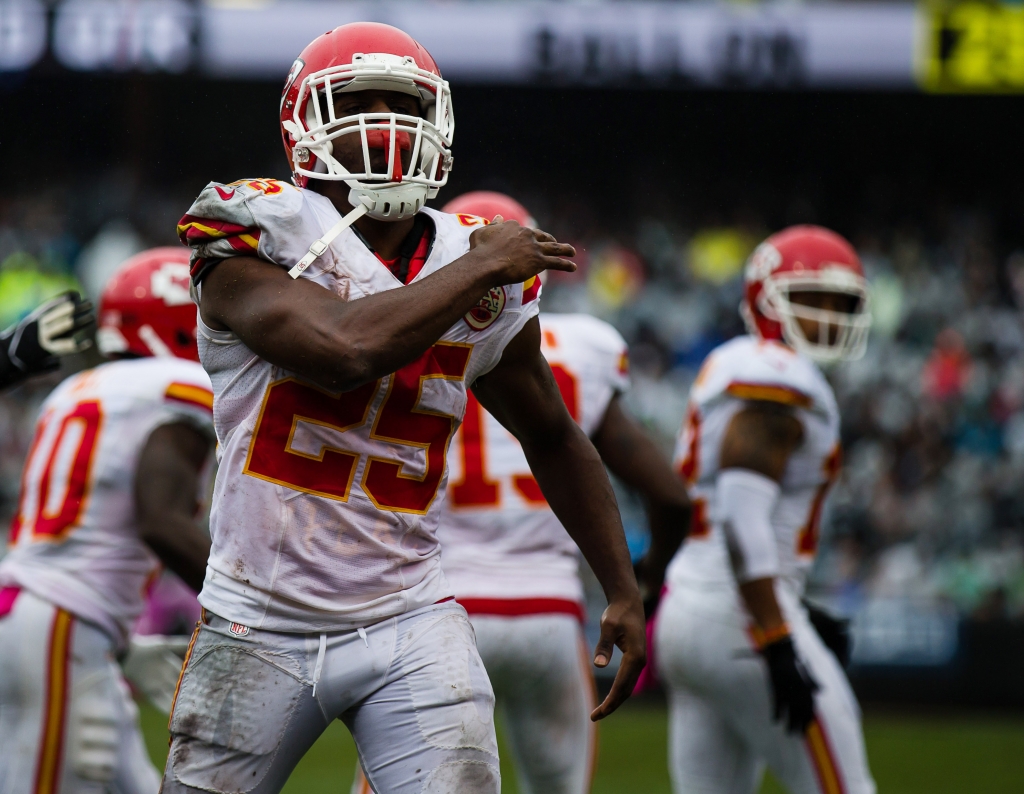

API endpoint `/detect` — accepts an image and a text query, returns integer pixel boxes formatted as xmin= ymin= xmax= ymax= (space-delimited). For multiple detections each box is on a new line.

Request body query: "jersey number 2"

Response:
xmin=244 ymin=343 xmax=471 ymax=514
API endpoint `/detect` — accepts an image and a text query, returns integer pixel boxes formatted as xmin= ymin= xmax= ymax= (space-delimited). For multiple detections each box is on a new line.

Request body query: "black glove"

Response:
xmin=0 ymin=292 xmax=94 ymax=389
xmin=633 ymin=558 xmax=662 ymax=619
xmin=804 ymin=601 xmax=852 ymax=668
xmin=761 ymin=635 xmax=819 ymax=734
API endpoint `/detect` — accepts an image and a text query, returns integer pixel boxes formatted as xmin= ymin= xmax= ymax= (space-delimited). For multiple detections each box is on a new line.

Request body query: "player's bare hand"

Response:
xmin=469 ymin=218 xmax=576 ymax=285
xmin=590 ymin=594 xmax=646 ymax=721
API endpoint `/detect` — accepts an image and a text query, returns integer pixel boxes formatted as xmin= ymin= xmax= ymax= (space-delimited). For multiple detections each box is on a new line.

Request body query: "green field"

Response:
xmin=140 ymin=700 xmax=1024 ymax=793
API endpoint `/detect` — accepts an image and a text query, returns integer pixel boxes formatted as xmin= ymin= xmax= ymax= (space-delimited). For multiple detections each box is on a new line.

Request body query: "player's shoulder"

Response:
xmin=182 ymin=178 xmax=303 ymax=225
xmin=420 ymin=207 xmax=482 ymax=251
xmin=178 ymin=178 xmax=308 ymax=266
xmin=99 ymin=358 xmax=212 ymax=407
xmin=692 ymin=335 xmax=830 ymax=412
xmin=541 ymin=313 xmax=627 ymax=355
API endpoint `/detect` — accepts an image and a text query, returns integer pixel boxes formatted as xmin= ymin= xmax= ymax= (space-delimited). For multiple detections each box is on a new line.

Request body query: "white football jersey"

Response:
xmin=666 ymin=335 xmax=841 ymax=595
xmin=0 ymin=358 xmax=214 ymax=650
xmin=180 ymin=179 xmax=542 ymax=632
xmin=438 ymin=313 xmax=629 ymax=605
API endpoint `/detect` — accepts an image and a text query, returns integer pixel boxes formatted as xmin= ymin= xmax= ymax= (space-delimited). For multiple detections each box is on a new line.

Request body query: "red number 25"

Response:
xmin=244 ymin=342 xmax=471 ymax=515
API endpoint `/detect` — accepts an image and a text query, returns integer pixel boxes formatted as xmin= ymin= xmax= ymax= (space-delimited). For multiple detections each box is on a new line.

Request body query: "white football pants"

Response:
xmin=352 ymin=612 xmax=596 ymax=794
xmin=473 ymin=614 xmax=597 ymax=794
xmin=161 ymin=601 xmax=499 ymax=794
xmin=655 ymin=584 xmax=875 ymax=794
xmin=0 ymin=589 xmax=160 ymax=794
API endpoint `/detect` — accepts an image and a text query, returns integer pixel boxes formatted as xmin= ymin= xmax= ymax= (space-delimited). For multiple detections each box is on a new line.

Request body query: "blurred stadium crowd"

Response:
xmin=3 ymin=173 xmax=1024 ymax=627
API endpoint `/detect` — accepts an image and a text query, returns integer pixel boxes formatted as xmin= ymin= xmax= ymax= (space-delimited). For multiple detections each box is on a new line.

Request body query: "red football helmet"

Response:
xmin=97 ymin=247 xmax=199 ymax=362
xmin=279 ymin=22 xmax=453 ymax=221
xmin=742 ymin=225 xmax=871 ymax=363
xmin=442 ymin=191 xmax=536 ymax=227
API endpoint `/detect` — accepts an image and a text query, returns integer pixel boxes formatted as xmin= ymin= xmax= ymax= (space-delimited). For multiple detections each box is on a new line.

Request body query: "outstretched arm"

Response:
xmin=199 ymin=221 xmax=575 ymax=393
xmin=135 ymin=423 xmax=213 ymax=593
xmin=472 ymin=318 xmax=645 ymax=721
xmin=591 ymin=396 xmax=691 ymax=607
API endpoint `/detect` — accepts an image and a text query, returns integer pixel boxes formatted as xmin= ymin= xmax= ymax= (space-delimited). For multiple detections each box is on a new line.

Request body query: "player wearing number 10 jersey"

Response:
xmin=0 ymin=249 xmax=216 ymax=794
xmin=656 ymin=226 xmax=876 ymax=794
xmin=165 ymin=23 xmax=644 ymax=794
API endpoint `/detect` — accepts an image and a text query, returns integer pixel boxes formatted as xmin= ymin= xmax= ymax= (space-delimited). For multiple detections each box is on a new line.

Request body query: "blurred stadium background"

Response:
xmin=4 ymin=0 xmax=1024 ymax=790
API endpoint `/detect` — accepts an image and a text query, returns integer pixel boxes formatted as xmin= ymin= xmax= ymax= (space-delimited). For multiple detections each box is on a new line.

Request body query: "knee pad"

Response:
xmin=168 ymin=644 xmax=304 ymax=793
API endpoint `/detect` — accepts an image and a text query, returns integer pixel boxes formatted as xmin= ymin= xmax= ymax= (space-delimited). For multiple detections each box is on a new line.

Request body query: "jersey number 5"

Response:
xmin=244 ymin=343 xmax=471 ymax=514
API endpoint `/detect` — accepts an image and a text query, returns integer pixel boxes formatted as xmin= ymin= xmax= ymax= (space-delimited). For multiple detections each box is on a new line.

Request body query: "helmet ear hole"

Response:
xmin=176 ymin=330 xmax=191 ymax=347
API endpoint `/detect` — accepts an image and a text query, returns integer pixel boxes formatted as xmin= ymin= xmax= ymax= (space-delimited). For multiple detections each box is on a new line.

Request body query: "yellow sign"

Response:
xmin=919 ymin=3 xmax=1024 ymax=92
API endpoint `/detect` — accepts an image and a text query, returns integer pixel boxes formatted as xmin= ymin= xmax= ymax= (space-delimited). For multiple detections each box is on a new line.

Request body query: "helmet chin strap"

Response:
xmin=288 ymin=198 xmax=370 ymax=279
xmin=287 ymin=183 xmax=429 ymax=280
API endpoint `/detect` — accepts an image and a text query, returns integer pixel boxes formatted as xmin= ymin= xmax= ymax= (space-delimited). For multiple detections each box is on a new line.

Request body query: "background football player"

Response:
xmin=655 ymin=226 xmax=876 ymax=794
xmin=349 ymin=191 xmax=691 ymax=794
xmin=0 ymin=248 xmax=215 ymax=793
xmin=0 ymin=291 xmax=93 ymax=391
xmin=167 ymin=23 xmax=645 ymax=794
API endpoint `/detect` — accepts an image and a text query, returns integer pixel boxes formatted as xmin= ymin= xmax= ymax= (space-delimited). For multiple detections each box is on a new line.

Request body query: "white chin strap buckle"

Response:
xmin=289 ymin=202 xmax=369 ymax=279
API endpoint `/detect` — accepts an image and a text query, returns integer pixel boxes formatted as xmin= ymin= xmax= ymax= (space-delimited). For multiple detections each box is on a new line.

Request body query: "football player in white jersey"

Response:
xmin=656 ymin=226 xmax=876 ymax=794
xmin=0 ymin=292 xmax=93 ymax=391
xmin=0 ymin=248 xmax=216 ymax=794
xmin=167 ymin=23 xmax=645 ymax=794
xmin=348 ymin=192 xmax=691 ymax=794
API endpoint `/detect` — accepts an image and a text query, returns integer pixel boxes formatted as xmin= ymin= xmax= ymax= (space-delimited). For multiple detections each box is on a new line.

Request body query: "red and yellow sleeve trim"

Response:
xmin=522 ymin=275 xmax=541 ymax=305
xmin=33 ymin=608 xmax=73 ymax=794
xmin=166 ymin=382 xmax=214 ymax=413
xmin=726 ymin=381 xmax=812 ymax=409
xmin=176 ymin=214 xmax=261 ymax=253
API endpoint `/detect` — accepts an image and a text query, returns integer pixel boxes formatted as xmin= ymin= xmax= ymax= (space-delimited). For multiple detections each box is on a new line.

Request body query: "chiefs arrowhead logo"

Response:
xmin=464 ymin=286 xmax=506 ymax=331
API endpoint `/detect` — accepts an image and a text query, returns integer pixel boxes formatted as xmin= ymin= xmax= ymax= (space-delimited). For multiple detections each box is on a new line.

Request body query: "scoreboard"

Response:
xmin=920 ymin=2 xmax=1024 ymax=92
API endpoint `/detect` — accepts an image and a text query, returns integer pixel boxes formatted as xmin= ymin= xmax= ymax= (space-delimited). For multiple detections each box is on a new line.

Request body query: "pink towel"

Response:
xmin=0 ymin=586 xmax=20 ymax=619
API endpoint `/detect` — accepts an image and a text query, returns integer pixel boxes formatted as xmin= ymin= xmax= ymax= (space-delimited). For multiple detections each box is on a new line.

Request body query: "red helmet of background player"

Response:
xmin=442 ymin=191 xmax=536 ymax=227
xmin=742 ymin=225 xmax=871 ymax=363
xmin=279 ymin=22 xmax=453 ymax=221
xmin=97 ymin=247 xmax=199 ymax=362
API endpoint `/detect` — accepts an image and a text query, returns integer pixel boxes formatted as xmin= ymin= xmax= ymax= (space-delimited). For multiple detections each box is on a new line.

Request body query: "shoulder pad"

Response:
xmin=177 ymin=179 xmax=302 ymax=284
xmin=691 ymin=336 xmax=826 ymax=412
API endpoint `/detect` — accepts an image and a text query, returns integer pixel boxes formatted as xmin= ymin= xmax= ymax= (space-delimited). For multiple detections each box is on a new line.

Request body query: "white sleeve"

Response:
xmin=716 ymin=468 xmax=781 ymax=582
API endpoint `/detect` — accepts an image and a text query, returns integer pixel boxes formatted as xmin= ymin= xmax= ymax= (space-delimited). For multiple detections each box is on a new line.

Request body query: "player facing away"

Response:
xmin=0 ymin=248 xmax=215 ymax=794
xmin=347 ymin=193 xmax=691 ymax=794
xmin=166 ymin=22 xmax=645 ymax=794
xmin=655 ymin=226 xmax=877 ymax=794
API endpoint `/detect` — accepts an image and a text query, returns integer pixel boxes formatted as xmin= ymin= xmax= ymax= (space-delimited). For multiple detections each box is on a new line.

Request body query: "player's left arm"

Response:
xmin=134 ymin=423 xmax=214 ymax=593
xmin=472 ymin=317 xmax=645 ymax=721
xmin=591 ymin=396 xmax=691 ymax=611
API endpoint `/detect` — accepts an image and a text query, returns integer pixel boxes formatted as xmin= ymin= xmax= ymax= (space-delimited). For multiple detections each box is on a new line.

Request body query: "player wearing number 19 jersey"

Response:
xmin=418 ymin=192 xmax=688 ymax=794
xmin=0 ymin=249 xmax=215 ymax=794
xmin=165 ymin=23 xmax=645 ymax=794
xmin=656 ymin=226 xmax=875 ymax=794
